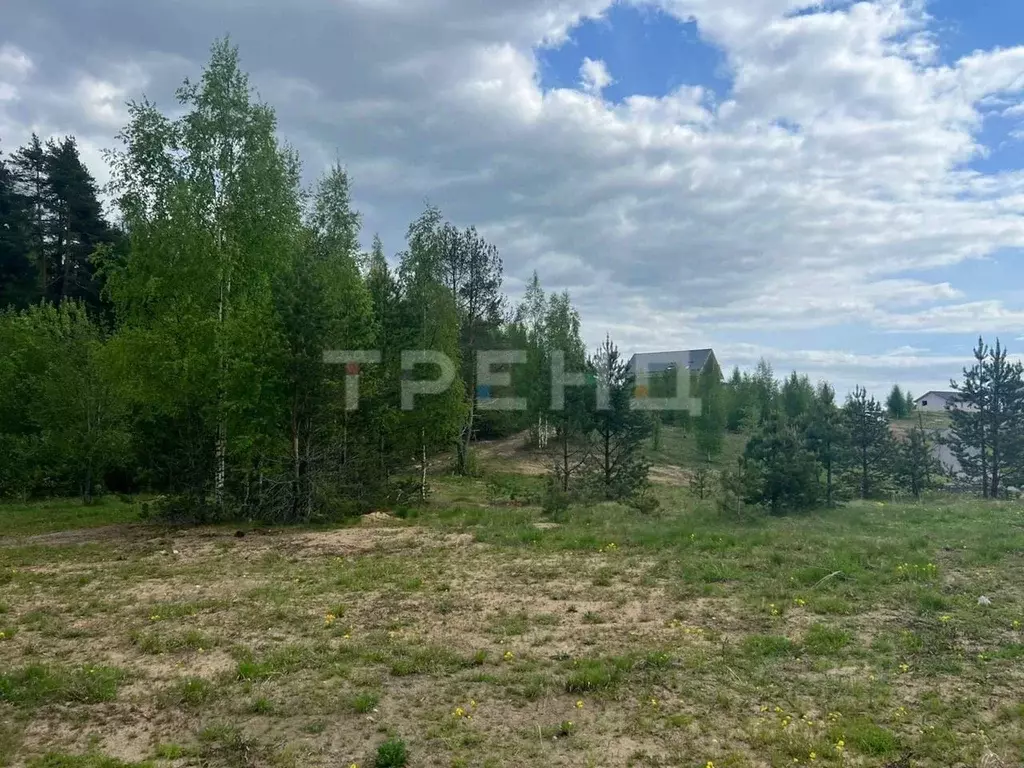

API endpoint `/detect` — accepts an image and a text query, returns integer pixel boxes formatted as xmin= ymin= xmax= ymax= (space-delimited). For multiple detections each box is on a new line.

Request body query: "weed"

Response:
xmin=351 ymin=692 xmax=379 ymax=713
xmin=374 ymin=738 xmax=408 ymax=768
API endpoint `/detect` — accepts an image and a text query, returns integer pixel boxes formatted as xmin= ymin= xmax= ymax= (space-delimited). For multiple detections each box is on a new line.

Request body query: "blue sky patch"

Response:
xmin=537 ymin=3 xmax=731 ymax=101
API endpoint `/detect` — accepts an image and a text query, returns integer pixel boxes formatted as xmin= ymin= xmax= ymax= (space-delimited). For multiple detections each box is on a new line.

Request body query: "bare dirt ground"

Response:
xmin=2 ymin=495 xmax=1023 ymax=767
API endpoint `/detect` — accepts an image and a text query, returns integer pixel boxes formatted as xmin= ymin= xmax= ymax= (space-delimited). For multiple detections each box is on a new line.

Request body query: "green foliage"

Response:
xmin=587 ymin=336 xmax=651 ymax=500
xmin=843 ymin=386 xmax=893 ymax=499
xmin=0 ymin=665 xmax=126 ymax=707
xmin=695 ymin=363 xmax=727 ymax=459
xmin=896 ymin=416 xmax=941 ymax=498
xmin=805 ymin=382 xmax=846 ymax=506
xmin=948 ymin=337 xmax=1024 ymax=498
xmin=0 ymin=304 xmax=128 ymax=500
xmin=565 ymin=658 xmax=626 ymax=693
xmin=374 ymin=738 xmax=408 ymax=768
xmin=740 ymin=414 xmax=821 ymax=513
xmin=351 ymin=691 xmax=379 ymax=713
xmin=886 ymin=384 xmax=910 ymax=419
xmin=28 ymin=755 xmax=152 ymax=768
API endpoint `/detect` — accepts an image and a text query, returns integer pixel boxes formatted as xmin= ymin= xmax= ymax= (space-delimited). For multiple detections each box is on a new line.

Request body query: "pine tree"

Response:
xmin=750 ymin=358 xmax=779 ymax=426
xmin=805 ymin=381 xmax=846 ymax=506
xmin=843 ymin=386 xmax=892 ymax=499
xmin=741 ymin=412 xmax=821 ymax=513
xmin=0 ymin=145 xmax=34 ymax=308
xmin=897 ymin=415 xmax=939 ymax=499
xmin=949 ymin=337 xmax=1024 ymax=498
xmin=588 ymin=335 xmax=651 ymax=500
xmin=435 ymin=223 xmax=503 ymax=474
xmin=397 ymin=209 xmax=465 ymax=500
xmin=9 ymin=134 xmax=50 ymax=301
xmin=44 ymin=136 xmax=111 ymax=308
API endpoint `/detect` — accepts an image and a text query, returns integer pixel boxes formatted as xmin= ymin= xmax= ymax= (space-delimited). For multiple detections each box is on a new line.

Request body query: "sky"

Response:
xmin=3 ymin=0 xmax=1024 ymax=397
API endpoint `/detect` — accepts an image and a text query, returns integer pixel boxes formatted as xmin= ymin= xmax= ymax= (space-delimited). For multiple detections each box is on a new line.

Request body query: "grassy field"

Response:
xmin=1 ymin=481 xmax=1023 ymax=768
xmin=643 ymin=426 xmax=747 ymax=473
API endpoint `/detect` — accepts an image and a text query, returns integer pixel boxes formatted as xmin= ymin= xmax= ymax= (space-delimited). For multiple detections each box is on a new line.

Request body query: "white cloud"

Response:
xmin=579 ymin=56 xmax=613 ymax=95
xmin=0 ymin=45 xmax=33 ymax=77
xmin=3 ymin=0 xmax=1024 ymax=391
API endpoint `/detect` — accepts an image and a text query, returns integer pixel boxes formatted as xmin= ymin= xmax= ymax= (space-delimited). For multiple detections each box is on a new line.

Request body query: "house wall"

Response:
xmin=916 ymin=395 xmax=949 ymax=412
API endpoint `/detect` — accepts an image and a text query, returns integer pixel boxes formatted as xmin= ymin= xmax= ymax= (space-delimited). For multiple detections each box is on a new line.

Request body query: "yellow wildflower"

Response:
xmin=809 ymin=752 xmax=817 ymax=761
xmin=503 ymin=650 xmax=514 ymax=661
xmin=575 ymin=700 xmax=584 ymax=709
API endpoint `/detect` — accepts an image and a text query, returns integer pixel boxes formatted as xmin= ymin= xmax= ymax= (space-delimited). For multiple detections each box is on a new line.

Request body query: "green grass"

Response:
xmin=2 ymin=486 xmax=1023 ymax=767
xmin=28 ymin=755 xmax=153 ymax=768
xmin=351 ymin=691 xmax=379 ymax=713
xmin=0 ymin=665 xmax=126 ymax=707
xmin=0 ymin=497 xmax=141 ymax=536
xmin=644 ymin=424 xmax=747 ymax=469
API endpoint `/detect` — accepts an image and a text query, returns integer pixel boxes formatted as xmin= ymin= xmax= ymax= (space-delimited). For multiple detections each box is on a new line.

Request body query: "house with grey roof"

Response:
xmin=627 ymin=348 xmax=719 ymax=377
xmin=914 ymin=390 xmax=963 ymax=412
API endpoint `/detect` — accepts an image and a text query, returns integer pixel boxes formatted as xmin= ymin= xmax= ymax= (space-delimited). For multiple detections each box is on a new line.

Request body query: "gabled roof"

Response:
xmin=915 ymin=390 xmax=958 ymax=401
xmin=627 ymin=349 xmax=715 ymax=373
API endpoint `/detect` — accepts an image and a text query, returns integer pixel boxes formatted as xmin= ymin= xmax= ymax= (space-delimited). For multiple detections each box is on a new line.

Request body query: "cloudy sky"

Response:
xmin=4 ymin=0 xmax=1024 ymax=396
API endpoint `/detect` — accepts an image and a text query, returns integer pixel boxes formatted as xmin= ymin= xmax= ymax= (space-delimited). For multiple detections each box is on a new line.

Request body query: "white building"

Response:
xmin=914 ymin=390 xmax=961 ymax=412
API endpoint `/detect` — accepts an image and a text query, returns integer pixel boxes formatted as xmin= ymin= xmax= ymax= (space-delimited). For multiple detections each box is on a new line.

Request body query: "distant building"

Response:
xmin=627 ymin=348 xmax=719 ymax=377
xmin=914 ymin=390 xmax=961 ymax=412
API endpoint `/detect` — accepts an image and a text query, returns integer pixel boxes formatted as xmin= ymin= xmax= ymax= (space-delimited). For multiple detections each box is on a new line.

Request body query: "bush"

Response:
xmin=627 ymin=485 xmax=660 ymax=515
xmin=374 ymin=737 xmax=408 ymax=768
xmin=488 ymin=476 xmax=541 ymax=506
xmin=541 ymin=478 xmax=571 ymax=519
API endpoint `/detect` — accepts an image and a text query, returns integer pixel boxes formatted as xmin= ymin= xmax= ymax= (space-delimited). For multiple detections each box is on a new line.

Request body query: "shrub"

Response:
xmin=541 ymin=478 xmax=571 ymax=519
xmin=374 ymin=737 xmax=408 ymax=768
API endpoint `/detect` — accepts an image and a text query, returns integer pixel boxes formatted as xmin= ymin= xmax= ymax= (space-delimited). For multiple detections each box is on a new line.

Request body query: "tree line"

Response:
xmin=1 ymin=40 xmax=1012 ymax=520
xmin=700 ymin=361 xmax=940 ymax=514
xmin=0 ymin=40 xmax=658 ymax=520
